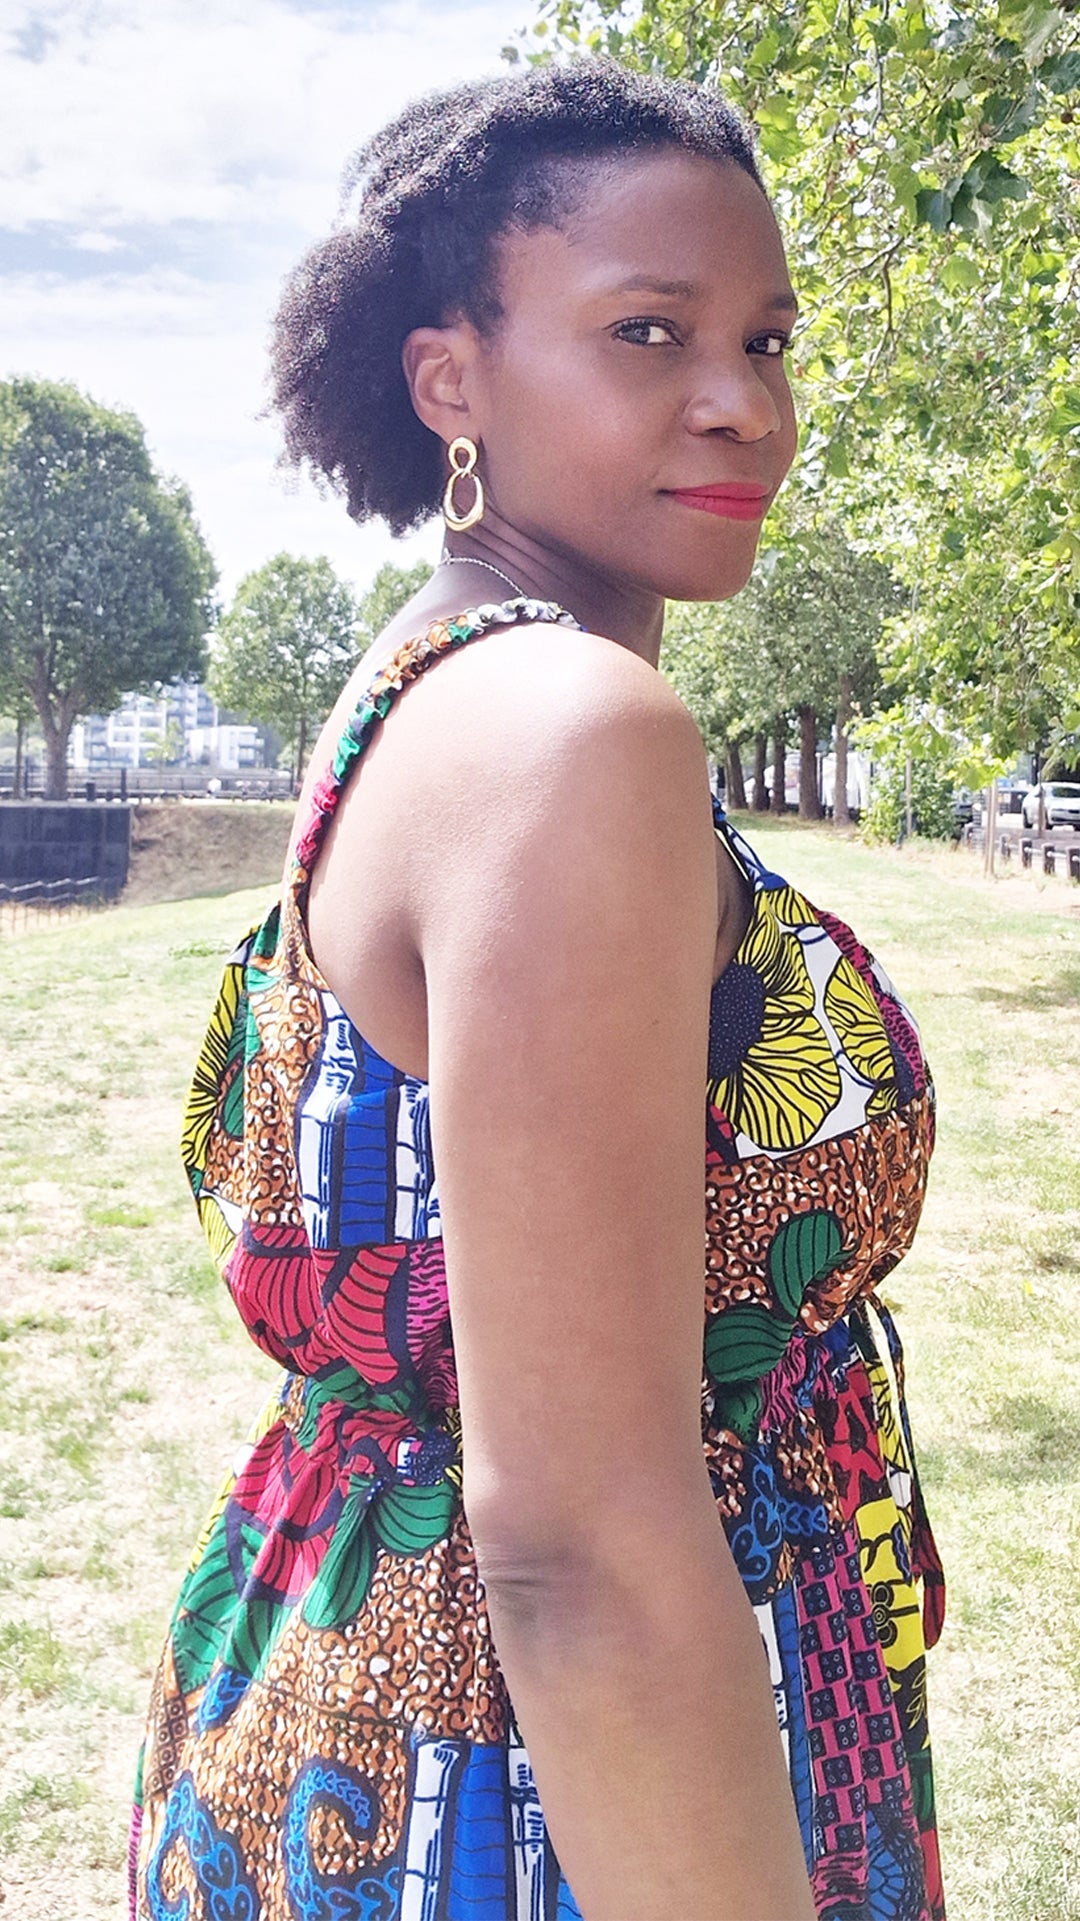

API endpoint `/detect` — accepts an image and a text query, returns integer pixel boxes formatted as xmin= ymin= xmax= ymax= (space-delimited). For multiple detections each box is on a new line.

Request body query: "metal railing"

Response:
xmin=1024 ymin=839 xmax=1080 ymax=882
xmin=0 ymin=768 xmax=294 ymax=803
xmin=962 ymin=827 xmax=1080 ymax=884
xmin=0 ymin=875 xmax=108 ymax=934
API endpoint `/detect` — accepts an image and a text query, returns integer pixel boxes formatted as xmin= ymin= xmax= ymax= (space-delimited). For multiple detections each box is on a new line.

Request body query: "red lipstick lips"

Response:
xmin=667 ymin=482 xmax=771 ymax=521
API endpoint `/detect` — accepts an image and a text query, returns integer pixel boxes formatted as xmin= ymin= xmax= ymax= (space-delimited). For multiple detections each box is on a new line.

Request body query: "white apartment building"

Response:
xmin=70 ymin=683 xmax=261 ymax=772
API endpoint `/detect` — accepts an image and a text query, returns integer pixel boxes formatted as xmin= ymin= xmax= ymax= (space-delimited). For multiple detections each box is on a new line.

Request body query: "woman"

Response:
xmin=133 ymin=59 xmax=945 ymax=1921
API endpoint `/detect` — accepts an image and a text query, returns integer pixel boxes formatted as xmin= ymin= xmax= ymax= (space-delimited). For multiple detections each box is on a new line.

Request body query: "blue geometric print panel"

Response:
xmin=400 ymin=1736 xmax=577 ymax=1921
xmin=335 ymin=1087 xmax=399 ymax=1245
xmin=756 ymin=1584 xmax=815 ymax=1870
xmin=394 ymin=1080 xmax=441 ymax=1241
xmin=446 ymin=1745 xmax=510 ymax=1918
xmin=298 ymin=994 xmax=440 ymax=1249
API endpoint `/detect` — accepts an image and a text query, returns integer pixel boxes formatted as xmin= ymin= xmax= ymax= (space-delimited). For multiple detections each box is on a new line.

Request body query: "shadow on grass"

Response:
xmin=969 ymin=967 xmax=1080 ymax=1011
xmin=919 ymin=1391 xmax=1080 ymax=1489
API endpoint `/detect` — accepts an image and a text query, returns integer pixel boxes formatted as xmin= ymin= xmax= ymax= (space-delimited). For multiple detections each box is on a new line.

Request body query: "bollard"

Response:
xmin=1070 ymin=849 xmax=1080 ymax=885
xmin=1043 ymin=844 xmax=1056 ymax=876
xmin=85 ymin=779 xmax=96 ymax=803
xmin=1021 ymin=837 xmax=1033 ymax=869
xmin=998 ymin=832 xmax=1011 ymax=862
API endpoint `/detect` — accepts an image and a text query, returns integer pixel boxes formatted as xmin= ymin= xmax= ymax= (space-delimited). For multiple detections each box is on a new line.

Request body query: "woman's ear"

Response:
xmin=401 ymin=323 xmax=480 ymax=445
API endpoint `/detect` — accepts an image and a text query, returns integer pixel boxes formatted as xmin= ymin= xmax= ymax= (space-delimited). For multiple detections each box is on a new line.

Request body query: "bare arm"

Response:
xmin=421 ymin=639 xmax=815 ymax=1921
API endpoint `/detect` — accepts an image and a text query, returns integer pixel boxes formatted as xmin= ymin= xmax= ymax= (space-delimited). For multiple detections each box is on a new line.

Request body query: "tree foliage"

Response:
xmin=517 ymin=0 xmax=1080 ymax=770
xmin=211 ymin=555 xmax=432 ymax=781
xmin=0 ymin=378 xmax=216 ymax=798
xmin=862 ymin=753 xmax=959 ymax=842
xmin=356 ymin=560 xmax=433 ymax=651
xmin=212 ymin=555 xmax=361 ymax=781
xmin=662 ymin=517 xmax=898 ymax=814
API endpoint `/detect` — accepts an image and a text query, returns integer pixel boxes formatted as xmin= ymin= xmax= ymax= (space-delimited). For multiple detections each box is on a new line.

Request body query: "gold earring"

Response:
xmin=442 ymin=436 xmax=484 ymax=532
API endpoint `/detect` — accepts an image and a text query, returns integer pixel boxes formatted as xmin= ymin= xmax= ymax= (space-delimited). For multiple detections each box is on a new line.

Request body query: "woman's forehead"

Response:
xmin=498 ymin=152 xmax=792 ymax=308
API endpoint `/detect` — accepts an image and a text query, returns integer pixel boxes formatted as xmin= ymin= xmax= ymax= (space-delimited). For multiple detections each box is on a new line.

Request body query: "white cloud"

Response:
xmin=70 ymin=228 xmax=127 ymax=252
xmin=1 ymin=0 xmax=528 ymax=233
xmin=0 ymin=267 xmax=221 ymax=336
xmin=0 ymin=260 xmax=443 ymax=594
xmin=0 ymin=0 xmax=531 ymax=598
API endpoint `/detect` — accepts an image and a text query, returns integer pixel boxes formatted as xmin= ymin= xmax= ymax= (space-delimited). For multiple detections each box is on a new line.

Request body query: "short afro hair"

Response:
xmin=270 ymin=58 xmax=762 ymax=536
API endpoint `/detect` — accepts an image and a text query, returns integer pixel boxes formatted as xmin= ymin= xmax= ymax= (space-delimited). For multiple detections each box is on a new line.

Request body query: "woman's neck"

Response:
xmin=441 ymin=514 xmax=666 ymax=668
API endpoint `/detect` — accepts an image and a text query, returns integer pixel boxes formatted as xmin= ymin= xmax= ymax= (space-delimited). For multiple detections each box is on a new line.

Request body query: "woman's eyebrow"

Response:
xmin=605 ymin=276 xmax=702 ymax=299
xmin=603 ymin=276 xmax=800 ymax=317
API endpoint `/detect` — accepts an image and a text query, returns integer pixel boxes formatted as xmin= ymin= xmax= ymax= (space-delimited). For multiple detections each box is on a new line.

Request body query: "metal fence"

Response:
xmin=0 ymin=768 xmax=294 ymax=803
xmin=1019 ymin=837 xmax=1080 ymax=882
xmin=965 ymin=827 xmax=1080 ymax=883
xmin=0 ymin=875 xmax=107 ymax=935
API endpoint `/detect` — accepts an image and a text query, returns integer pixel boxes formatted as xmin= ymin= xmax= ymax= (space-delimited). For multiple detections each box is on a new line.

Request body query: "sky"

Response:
xmin=0 ymin=0 xmax=536 ymax=603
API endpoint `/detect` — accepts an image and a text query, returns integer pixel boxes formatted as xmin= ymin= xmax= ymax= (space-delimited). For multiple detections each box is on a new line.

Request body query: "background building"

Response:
xmin=70 ymin=682 xmax=261 ymax=773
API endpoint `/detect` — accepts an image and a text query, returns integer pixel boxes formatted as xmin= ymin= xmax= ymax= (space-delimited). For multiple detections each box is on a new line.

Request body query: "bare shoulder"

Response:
xmin=399 ymin=617 xmax=707 ymax=827
xmin=401 ymin=620 xmax=716 ymax=983
xmin=434 ymin=616 xmax=691 ymax=724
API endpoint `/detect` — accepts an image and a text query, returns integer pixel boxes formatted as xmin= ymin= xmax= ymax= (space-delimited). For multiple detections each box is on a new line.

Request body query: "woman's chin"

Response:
xmin=662 ymin=547 xmax=761 ymax=605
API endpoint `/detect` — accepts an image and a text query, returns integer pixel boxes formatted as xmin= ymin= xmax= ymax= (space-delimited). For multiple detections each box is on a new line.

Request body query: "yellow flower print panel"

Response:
xmin=180 ymin=946 xmax=248 ymax=1194
xmin=823 ymin=953 xmax=898 ymax=1118
xmin=707 ymin=900 xmax=841 ymax=1153
xmin=758 ymin=880 xmax=821 ymax=929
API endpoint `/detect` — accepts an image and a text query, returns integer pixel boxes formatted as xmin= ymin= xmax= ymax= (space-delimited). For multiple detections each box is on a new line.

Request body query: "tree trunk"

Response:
xmin=752 ymin=732 xmax=769 ymax=811
xmin=30 ymin=655 xmax=75 ymax=800
xmin=725 ymin=740 xmax=747 ymax=811
xmin=771 ymin=719 xmax=787 ymax=816
xmin=834 ymin=673 xmax=853 ymax=827
xmin=798 ymin=707 xmax=822 ymax=820
xmin=14 ymin=715 xmax=25 ymax=798
xmin=39 ymin=710 xmax=71 ymax=799
xmin=983 ymin=783 xmax=997 ymax=877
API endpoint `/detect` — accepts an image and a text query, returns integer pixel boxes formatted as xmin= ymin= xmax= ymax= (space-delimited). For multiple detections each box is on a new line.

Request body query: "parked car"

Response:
xmin=1021 ymin=781 xmax=1080 ymax=830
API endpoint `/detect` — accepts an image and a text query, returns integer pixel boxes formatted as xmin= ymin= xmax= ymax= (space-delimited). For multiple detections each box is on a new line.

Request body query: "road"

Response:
xmin=990 ymin=813 xmax=1080 ymax=847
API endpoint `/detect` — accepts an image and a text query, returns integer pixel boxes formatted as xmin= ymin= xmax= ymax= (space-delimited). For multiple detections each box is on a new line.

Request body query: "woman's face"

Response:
xmin=472 ymin=149 xmax=798 ymax=603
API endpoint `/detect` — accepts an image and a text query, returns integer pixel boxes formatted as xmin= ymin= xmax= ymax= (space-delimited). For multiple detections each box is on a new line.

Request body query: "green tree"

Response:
xmin=144 ymin=718 xmax=185 ymax=768
xmin=661 ymin=593 xmax=777 ymax=807
xmin=211 ymin=554 xmax=434 ymax=784
xmin=663 ymin=518 xmax=896 ymax=821
xmin=0 ymin=649 xmax=37 ymax=798
xmin=848 ymin=421 xmax=1080 ymax=775
xmin=0 ymin=378 xmax=216 ymax=798
xmin=862 ymin=752 xmax=959 ymax=844
xmin=356 ymin=560 xmax=433 ymax=651
xmin=211 ymin=555 xmax=362 ymax=784
xmin=749 ymin=519 xmax=897 ymax=821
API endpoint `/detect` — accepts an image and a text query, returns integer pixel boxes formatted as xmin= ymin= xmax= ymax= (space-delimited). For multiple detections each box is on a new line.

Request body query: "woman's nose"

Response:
xmin=682 ymin=360 xmax=784 ymax=443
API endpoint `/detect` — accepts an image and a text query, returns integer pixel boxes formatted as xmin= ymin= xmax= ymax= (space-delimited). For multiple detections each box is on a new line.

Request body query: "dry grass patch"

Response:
xmin=124 ymin=800 xmax=293 ymax=906
xmin=0 ymin=888 xmax=280 ymax=1919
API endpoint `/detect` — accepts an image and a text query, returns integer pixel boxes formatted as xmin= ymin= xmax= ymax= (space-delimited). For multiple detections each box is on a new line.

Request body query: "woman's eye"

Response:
xmin=613 ymin=317 xmax=681 ymax=347
xmin=748 ymin=331 xmax=792 ymax=357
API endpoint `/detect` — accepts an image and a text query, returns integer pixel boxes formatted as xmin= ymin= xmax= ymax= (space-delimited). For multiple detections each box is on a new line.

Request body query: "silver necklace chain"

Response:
xmin=438 ymin=550 xmax=527 ymax=598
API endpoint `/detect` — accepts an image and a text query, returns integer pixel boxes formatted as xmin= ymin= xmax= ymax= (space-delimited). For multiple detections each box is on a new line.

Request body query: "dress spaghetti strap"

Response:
xmin=292 ymin=595 xmax=580 ymax=892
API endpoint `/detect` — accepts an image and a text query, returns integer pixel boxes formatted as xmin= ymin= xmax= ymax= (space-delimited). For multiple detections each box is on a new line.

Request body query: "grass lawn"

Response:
xmin=1 ymin=827 xmax=1078 ymax=1919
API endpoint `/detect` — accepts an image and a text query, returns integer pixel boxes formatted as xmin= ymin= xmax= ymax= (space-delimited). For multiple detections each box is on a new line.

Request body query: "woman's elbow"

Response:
xmin=465 ymin=1476 xmax=716 ymax=1647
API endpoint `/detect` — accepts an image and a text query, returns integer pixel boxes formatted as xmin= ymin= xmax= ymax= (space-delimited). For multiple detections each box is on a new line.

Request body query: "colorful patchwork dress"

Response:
xmin=132 ymin=597 xmax=946 ymax=1921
